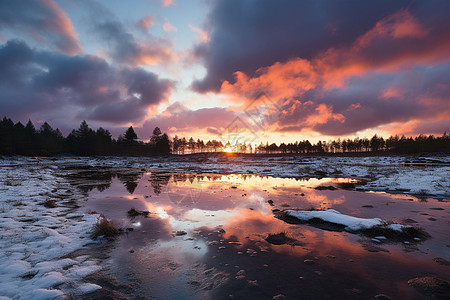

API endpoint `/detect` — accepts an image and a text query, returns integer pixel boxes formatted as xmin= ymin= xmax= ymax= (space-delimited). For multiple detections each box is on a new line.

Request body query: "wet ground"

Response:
xmin=65 ymin=167 xmax=450 ymax=300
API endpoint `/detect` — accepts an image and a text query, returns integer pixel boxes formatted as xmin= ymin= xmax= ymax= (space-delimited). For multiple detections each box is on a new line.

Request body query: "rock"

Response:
xmin=315 ymin=185 xmax=336 ymax=190
xmin=265 ymin=232 xmax=303 ymax=246
xmin=403 ymin=218 xmax=418 ymax=224
xmin=363 ymin=244 xmax=389 ymax=253
xmin=428 ymin=217 xmax=437 ymax=221
xmin=429 ymin=207 xmax=444 ymax=210
xmin=432 ymin=257 xmax=450 ymax=266
xmin=408 ymin=276 xmax=450 ymax=294
xmin=267 ymin=200 xmax=274 ymax=206
xmin=374 ymin=294 xmax=392 ymax=300
xmin=273 ymin=294 xmax=286 ymax=300
xmin=175 ymin=230 xmax=187 ymax=236
xmin=338 ymin=182 xmax=356 ymax=189
xmin=362 ymin=205 xmax=374 ymax=208
xmin=248 ymin=280 xmax=258 ymax=286
xmin=303 ymin=259 xmax=315 ymax=264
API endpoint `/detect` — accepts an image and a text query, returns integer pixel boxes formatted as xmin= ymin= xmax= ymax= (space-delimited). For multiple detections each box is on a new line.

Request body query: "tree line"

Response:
xmin=0 ymin=117 xmax=170 ymax=156
xmin=0 ymin=116 xmax=448 ymax=156
xmin=171 ymin=134 xmax=449 ymax=155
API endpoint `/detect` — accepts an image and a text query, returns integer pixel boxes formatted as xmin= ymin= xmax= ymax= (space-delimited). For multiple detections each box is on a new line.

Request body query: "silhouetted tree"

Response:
xmin=124 ymin=126 xmax=138 ymax=143
xmin=37 ymin=122 xmax=64 ymax=155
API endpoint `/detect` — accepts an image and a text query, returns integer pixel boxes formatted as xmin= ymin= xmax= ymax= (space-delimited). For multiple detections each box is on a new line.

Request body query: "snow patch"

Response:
xmin=0 ymin=159 xmax=102 ymax=299
xmin=285 ymin=209 xmax=413 ymax=233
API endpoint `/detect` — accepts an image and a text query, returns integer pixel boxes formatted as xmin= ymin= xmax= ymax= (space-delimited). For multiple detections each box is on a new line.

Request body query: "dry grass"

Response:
xmin=91 ymin=215 xmax=119 ymax=239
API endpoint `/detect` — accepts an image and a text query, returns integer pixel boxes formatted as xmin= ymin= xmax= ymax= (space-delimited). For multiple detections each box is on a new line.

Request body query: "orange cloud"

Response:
xmin=221 ymin=57 xmax=319 ymax=101
xmin=306 ymin=104 xmax=345 ymax=126
xmin=214 ymin=8 xmax=450 ymax=137
xmin=358 ymin=10 xmax=428 ymax=45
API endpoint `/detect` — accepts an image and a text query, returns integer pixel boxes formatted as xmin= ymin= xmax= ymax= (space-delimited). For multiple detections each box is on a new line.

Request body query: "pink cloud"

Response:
xmin=163 ymin=21 xmax=177 ymax=32
xmin=162 ymin=0 xmax=174 ymax=7
xmin=189 ymin=24 xmax=209 ymax=42
xmin=136 ymin=14 xmax=155 ymax=33
xmin=0 ymin=0 xmax=82 ymax=55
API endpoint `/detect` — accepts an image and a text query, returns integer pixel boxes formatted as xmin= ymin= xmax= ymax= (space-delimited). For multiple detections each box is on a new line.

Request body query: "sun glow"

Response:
xmin=223 ymin=146 xmax=234 ymax=153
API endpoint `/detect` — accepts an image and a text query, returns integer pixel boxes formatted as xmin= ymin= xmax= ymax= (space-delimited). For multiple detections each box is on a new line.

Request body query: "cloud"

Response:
xmin=195 ymin=1 xmax=450 ymax=136
xmin=0 ymin=39 xmax=175 ymax=129
xmin=0 ymin=0 xmax=82 ymax=55
xmin=136 ymin=14 xmax=155 ymax=33
xmin=140 ymin=103 xmax=237 ymax=137
xmin=222 ymin=61 xmax=450 ymax=136
xmin=188 ymin=24 xmax=209 ymax=42
xmin=162 ymin=0 xmax=174 ymax=7
xmin=163 ymin=21 xmax=177 ymax=32
xmin=192 ymin=0 xmax=413 ymax=93
xmin=95 ymin=19 xmax=176 ymax=66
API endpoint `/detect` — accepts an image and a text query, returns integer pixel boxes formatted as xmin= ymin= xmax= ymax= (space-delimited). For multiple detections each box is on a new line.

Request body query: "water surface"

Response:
xmin=78 ymin=170 xmax=450 ymax=299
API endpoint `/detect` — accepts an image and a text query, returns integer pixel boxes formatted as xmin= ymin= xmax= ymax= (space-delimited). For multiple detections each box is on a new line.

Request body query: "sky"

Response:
xmin=0 ymin=0 xmax=449 ymax=144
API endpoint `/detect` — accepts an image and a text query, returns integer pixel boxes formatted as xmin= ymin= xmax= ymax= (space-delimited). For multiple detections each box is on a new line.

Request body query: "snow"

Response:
xmin=37 ymin=154 xmax=448 ymax=197
xmin=0 ymin=160 xmax=103 ymax=299
xmin=26 ymin=289 xmax=64 ymax=300
xmin=285 ymin=209 xmax=412 ymax=233
xmin=286 ymin=209 xmax=384 ymax=231
xmin=77 ymin=283 xmax=102 ymax=294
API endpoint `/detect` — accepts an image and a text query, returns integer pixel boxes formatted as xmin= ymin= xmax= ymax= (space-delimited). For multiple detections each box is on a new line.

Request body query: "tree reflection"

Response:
xmin=149 ymin=171 xmax=172 ymax=195
xmin=117 ymin=172 xmax=142 ymax=194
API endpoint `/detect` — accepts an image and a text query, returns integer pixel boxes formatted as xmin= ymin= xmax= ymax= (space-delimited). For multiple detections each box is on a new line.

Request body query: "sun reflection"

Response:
xmin=156 ymin=207 xmax=169 ymax=219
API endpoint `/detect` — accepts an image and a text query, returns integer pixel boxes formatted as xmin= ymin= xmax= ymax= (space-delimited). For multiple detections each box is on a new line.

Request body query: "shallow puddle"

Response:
xmin=77 ymin=170 xmax=449 ymax=299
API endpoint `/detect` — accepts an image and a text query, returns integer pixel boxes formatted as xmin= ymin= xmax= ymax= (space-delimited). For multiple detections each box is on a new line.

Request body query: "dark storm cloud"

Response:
xmin=94 ymin=19 xmax=175 ymax=66
xmin=0 ymin=0 xmax=82 ymax=55
xmin=192 ymin=0 xmax=411 ymax=92
xmin=123 ymin=68 xmax=174 ymax=106
xmin=0 ymin=39 xmax=174 ymax=126
xmin=202 ymin=0 xmax=450 ymax=136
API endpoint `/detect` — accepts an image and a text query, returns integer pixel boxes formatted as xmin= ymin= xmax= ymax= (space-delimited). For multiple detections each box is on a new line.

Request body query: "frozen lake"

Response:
xmin=0 ymin=155 xmax=449 ymax=299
